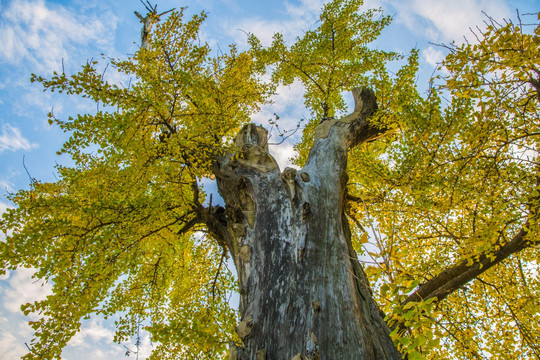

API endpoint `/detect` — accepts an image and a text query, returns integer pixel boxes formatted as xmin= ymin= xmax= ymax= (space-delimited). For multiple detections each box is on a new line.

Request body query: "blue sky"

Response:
xmin=0 ymin=0 xmax=538 ymax=358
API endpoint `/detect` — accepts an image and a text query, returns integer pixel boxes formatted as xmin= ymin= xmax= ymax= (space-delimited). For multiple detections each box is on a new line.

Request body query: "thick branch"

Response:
xmin=200 ymin=205 xmax=231 ymax=251
xmin=346 ymin=87 xmax=384 ymax=147
xmin=528 ymin=76 xmax=540 ymax=102
xmin=312 ymin=87 xmax=385 ymax=151
xmin=403 ymin=224 xmax=533 ymax=306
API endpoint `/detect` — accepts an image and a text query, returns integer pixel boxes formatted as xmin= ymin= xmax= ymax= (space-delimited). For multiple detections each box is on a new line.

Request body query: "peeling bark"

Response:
xmin=213 ymin=88 xmax=400 ymax=359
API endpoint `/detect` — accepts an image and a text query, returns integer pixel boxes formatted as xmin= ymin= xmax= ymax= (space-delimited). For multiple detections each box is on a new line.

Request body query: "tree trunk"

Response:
xmin=213 ymin=88 xmax=401 ymax=360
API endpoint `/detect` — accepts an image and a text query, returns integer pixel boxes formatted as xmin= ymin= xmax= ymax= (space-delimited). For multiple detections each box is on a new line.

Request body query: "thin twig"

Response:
xmin=211 ymin=247 xmax=227 ymax=301
xmin=23 ymin=155 xmax=36 ymax=185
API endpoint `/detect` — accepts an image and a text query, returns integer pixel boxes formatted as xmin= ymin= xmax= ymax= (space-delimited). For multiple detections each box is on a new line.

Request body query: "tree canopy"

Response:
xmin=1 ymin=1 xmax=539 ymax=359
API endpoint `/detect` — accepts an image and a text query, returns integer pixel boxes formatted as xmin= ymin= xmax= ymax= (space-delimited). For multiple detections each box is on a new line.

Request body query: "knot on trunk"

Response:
xmin=236 ymin=314 xmax=254 ymax=340
xmin=281 ymin=167 xmax=298 ymax=200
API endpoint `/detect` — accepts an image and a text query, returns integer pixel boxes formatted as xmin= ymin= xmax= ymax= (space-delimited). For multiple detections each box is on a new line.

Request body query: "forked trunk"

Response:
xmin=214 ymin=88 xmax=401 ymax=359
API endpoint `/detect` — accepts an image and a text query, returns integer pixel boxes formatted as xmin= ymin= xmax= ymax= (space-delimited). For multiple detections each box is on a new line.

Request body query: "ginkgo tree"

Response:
xmin=1 ymin=0 xmax=539 ymax=359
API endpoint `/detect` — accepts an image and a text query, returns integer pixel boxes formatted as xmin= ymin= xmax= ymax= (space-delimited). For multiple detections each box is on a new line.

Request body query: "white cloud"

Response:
xmin=223 ymin=0 xmax=325 ymax=46
xmin=0 ymin=270 xmax=147 ymax=360
xmin=252 ymin=82 xmax=371 ymax=171
xmin=66 ymin=318 xmax=154 ymax=360
xmin=69 ymin=319 xmax=116 ymax=348
xmin=0 ymin=124 xmax=38 ymax=154
xmin=283 ymin=0 xmax=327 ymax=22
xmin=253 ymin=81 xmax=307 ymax=128
xmin=0 ymin=201 xmax=10 ymax=216
xmin=269 ymin=141 xmax=298 ymax=170
xmin=0 ymin=318 xmax=27 ymax=360
xmin=0 ymin=0 xmax=118 ymax=72
xmin=1 ymin=268 xmax=52 ymax=314
xmin=388 ymin=0 xmax=511 ymax=42
xmin=422 ymin=45 xmax=445 ymax=67
xmin=0 ymin=269 xmax=52 ymax=359
xmin=251 ymin=81 xmax=307 ymax=170
xmin=0 ymin=200 xmax=12 ymax=244
xmin=0 ymin=179 xmax=15 ymax=193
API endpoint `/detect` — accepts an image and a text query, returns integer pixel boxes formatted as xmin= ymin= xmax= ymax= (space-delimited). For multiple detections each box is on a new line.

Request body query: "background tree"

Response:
xmin=1 ymin=1 xmax=539 ymax=359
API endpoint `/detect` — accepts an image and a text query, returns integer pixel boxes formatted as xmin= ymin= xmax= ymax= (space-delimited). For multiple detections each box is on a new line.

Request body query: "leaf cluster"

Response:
xmin=3 ymin=7 xmax=272 ymax=359
xmin=346 ymin=11 xmax=540 ymax=359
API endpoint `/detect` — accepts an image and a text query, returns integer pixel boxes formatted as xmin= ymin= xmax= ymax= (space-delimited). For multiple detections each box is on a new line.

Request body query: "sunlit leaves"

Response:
xmin=3 ymin=1 xmax=540 ymax=359
xmin=261 ymin=0 xmax=396 ymax=119
xmin=252 ymin=0 xmax=404 ymax=167
xmin=1 ymin=7 xmax=270 ymax=359
xmin=346 ymin=11 xmax=540 ymax=359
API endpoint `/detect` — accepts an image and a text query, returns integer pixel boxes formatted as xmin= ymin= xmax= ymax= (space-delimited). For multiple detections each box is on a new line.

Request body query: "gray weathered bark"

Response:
xmin=213 ymin=88 xmax=401 ymax=360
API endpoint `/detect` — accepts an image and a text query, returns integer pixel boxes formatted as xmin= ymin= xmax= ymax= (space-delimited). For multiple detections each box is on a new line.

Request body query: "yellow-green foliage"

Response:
xmin=344 ymin=12 xmax=540 ymax=359
xmin=3 ymin=7 xmax=270 ymax=359
xmin=1 ymin=1 xmax=539 ymax=359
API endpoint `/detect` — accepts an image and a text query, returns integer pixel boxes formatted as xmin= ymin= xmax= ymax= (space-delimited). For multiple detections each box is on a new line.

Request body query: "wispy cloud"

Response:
xmin=0 ymin=124 xmax=38 ymax=154
xmin=269 ymin=141 xmax=297 ymax=170
xmin=422 ymin=45 xmax=446 ymax=67
xmin=0 ymin=0 xmax=118 ymax=72
xmin=0 ymin=318 xmax=27 ymax=360
xmin=223 ymin=0 xmax=326 ymax=46
xmin=252 ymin=81 xmax=307 ymax=169
xmin=0 ymin=200 xmax=10 ymax=243
xmin=0 ymin=269 xmax=51 ymax=359
xmin=69 ymin=319 xmax=116 ymax=348
xmin=387 ymin=0 xmax=511 ymax=42
xmin=0 ymin=201 xmax=10 ymax=215
xmin=66 ymin=318 xmax=154 ymax=359
xmin=1 ymin=267 xmax=52 ymax=314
